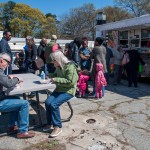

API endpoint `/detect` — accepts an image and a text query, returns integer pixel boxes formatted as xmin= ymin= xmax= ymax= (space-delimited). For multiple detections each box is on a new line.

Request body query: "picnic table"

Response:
xmin=8 ymin=73 xmax=56 ymax=126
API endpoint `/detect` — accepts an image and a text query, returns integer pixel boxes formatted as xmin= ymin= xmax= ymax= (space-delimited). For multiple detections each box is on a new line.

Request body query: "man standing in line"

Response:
xmin=37 ymin=38 xmax=47 ymax=73
xmin=103 ymin=41 xmax=113 ymax=84
xmin=0 ymin=31 xmax=12 ymax=74
xmin=0 ymin=53 xmax=35 ymax=138
xmin=45 ymin=35 xmax=57 ymax=73
xmin=66 ymin=37 xmax=82 ymax=67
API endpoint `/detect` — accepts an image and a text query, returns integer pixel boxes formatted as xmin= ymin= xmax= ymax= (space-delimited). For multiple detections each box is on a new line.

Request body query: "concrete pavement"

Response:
xmin=0 ymin=80 xmax=150 ymax=150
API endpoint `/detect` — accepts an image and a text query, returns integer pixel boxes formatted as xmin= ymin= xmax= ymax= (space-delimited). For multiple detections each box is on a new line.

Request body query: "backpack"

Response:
xmin=52 ymin=44 xmax=59 ymax=52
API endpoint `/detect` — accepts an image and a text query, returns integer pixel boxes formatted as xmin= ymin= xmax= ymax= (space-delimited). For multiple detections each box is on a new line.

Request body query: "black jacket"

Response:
xmin=25 ymin=44 xmax=37 ymax=64
xmin=37 ymin=42 xmax=46 ymax=63
xmin=125 ymin=50 xmax=145 ymax=71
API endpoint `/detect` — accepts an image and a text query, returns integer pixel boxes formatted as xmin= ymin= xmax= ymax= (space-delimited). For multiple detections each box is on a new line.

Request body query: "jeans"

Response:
xmin=91 ymin=82 xmax=96 ymax=96
xmin=113 ymin=64 xmax=122 ymax=84
xmin=0 ymin=96 xmax=29 ymax=133
xmin=105 ymin=64 xmax=111 ymax=84
xmin=102 ymin=86 xmax=105 ymax=97
xmin=45 ymin=92 xmax=73 ymax=128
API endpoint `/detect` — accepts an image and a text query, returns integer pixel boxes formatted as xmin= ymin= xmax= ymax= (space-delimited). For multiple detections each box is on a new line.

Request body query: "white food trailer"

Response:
xmin=96 ymin=14 xmax=150 ymax=77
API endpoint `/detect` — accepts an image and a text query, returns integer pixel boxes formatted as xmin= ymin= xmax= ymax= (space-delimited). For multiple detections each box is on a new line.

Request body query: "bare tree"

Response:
xmin=114 ymin=0 xmax=150 ymax=17
xmin=59 ymin=3 xmax=96 ymax=40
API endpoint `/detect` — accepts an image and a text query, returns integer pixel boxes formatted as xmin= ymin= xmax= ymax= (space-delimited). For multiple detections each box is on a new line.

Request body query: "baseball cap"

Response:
xmin=51 ymin=35 xmax=57 ymax=40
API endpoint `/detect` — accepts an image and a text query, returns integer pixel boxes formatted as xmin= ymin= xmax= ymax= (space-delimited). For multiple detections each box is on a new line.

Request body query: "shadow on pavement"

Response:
xmin=88 ymin=79 xmax=150 ymax=99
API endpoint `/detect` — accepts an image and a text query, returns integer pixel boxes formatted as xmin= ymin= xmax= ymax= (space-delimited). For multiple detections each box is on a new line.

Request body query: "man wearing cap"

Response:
xmin=0 ymin=53 xmax=35 ymax=138
xmin=0 ymin=31 xmax=12 ymax=74
xmin=45 ymin=35 xmax=57 ymax=73
xmin=24 ymin=36 xmax=37 ymax=73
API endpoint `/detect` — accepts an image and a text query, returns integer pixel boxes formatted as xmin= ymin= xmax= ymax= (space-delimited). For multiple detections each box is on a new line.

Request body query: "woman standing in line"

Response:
xmin=112 ymin=45 xmax=124 ymax=85
xmin=90 ymin=37 xmax=107 ymax=97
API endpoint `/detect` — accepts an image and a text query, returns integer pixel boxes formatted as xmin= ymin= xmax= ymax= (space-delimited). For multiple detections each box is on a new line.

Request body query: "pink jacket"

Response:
xmin=95 ymin=63 xmax=107 ymax=87
xmin=77 ymin=72 xmax=89 ymax=90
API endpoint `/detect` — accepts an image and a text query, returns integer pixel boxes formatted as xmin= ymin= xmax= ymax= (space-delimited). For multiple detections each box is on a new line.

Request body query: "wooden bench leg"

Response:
xmin=61 ymin=101 xmax=73 ymax=122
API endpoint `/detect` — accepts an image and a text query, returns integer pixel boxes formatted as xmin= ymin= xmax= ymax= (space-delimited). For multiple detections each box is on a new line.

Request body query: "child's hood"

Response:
xmin=96 ymin=63 xmax=104 ymax=71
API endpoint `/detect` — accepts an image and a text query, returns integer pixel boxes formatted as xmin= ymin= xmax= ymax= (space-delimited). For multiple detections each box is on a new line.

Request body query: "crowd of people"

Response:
xmin=0 ymin=30 xmax=146 ymax=138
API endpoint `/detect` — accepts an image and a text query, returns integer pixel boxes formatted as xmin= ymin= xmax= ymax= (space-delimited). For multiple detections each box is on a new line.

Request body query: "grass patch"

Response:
xmin=24 ymin=140 xmax=66 ymax=150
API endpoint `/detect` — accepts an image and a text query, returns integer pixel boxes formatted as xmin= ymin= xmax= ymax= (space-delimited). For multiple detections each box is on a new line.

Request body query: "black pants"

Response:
xmin=126 ymin=70 xmax=138 ymax=87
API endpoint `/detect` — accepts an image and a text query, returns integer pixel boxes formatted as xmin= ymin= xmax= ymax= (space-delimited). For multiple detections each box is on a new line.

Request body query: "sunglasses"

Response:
xmin=3 ymin=58 xmax=10 ymax=65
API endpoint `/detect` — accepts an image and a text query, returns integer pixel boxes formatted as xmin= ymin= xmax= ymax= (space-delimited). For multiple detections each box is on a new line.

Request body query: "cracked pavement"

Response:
xmin=0 ymin=80 xmax=150 ymax=150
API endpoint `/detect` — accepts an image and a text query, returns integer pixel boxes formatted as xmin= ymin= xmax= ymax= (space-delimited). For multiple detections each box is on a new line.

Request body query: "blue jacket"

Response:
xmin=0 ymin=38 xmax=12 ymax=61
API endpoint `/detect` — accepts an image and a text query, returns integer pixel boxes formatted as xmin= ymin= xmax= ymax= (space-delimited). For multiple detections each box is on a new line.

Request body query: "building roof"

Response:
xmin=96 ymin=14 xmax=150 ymax=31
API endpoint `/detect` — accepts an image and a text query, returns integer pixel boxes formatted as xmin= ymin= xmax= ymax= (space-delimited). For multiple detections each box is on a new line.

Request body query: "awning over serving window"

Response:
xmin=96 ymin=14 xmax=150 ymax=31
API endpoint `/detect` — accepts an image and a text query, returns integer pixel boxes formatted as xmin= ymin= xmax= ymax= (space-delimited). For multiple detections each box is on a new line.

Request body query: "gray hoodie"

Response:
xmin=0 ymin=68 xmax=18 ymax=100
xmin=112 ymin=49 xmax=123 ymax=65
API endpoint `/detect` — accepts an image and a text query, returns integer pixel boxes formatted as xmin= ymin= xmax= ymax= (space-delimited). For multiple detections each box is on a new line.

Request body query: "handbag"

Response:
xmin=122 ymin=53 xmax=130 ymax=66
xmin=33 ymin=57 xmax=44 ymax=70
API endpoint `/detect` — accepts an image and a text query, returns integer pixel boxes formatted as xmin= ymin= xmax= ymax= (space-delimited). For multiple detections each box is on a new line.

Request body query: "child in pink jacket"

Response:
xmin=95 ymin=63 xmax=107 ymax=98
xmin=77 ymin=72 xmax=89 ymax=97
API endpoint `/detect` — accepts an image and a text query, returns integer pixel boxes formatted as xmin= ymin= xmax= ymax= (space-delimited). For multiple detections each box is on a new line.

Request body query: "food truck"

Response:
xmin=96 ymin=14 xmax=150 ymax=77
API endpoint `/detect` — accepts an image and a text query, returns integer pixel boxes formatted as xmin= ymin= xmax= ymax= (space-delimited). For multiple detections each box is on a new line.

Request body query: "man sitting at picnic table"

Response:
xmin=0 ymin=53 xmax=35 ymax=138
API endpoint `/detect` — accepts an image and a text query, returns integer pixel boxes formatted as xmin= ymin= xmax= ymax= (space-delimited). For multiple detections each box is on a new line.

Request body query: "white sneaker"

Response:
xmin=49 ymin=127 xmax=62 ymax=137
xmin=43 ymin=125 xmax=53 ymax=132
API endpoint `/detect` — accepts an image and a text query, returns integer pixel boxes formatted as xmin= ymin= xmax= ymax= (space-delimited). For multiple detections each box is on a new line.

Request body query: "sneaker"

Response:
xmin=82 ymin=95 xmax=87 ymax=98
xmin=77 ymin=95 xmax=81 ymax=98
xmin=49 ymin=127 xmax=62 ymax=137
xmin=95 ymin=96 xmax=102 ymax=99
xmin=88 ymin=92 xmax=96 ymax=98
xmin=43 ymin=125 xmax=53 ymax=132
xmin=85 ymin=90 xmax=90 ymax=94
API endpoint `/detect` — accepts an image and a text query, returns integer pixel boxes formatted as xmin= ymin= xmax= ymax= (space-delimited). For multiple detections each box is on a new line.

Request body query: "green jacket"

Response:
xmin=45 ymin=40 xmax=55 ymax=64
xmin=48 ymin=62 xmax=78 ymax=96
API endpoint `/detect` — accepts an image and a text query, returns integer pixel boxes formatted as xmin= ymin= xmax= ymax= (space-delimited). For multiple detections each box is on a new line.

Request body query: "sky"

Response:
xmin=0 ymin=0 xmax=114 ymax=19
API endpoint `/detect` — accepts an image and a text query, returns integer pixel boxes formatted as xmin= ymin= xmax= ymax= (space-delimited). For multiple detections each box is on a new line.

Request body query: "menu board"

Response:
xmin=140 ymin=53 xmax=150 ymax=77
